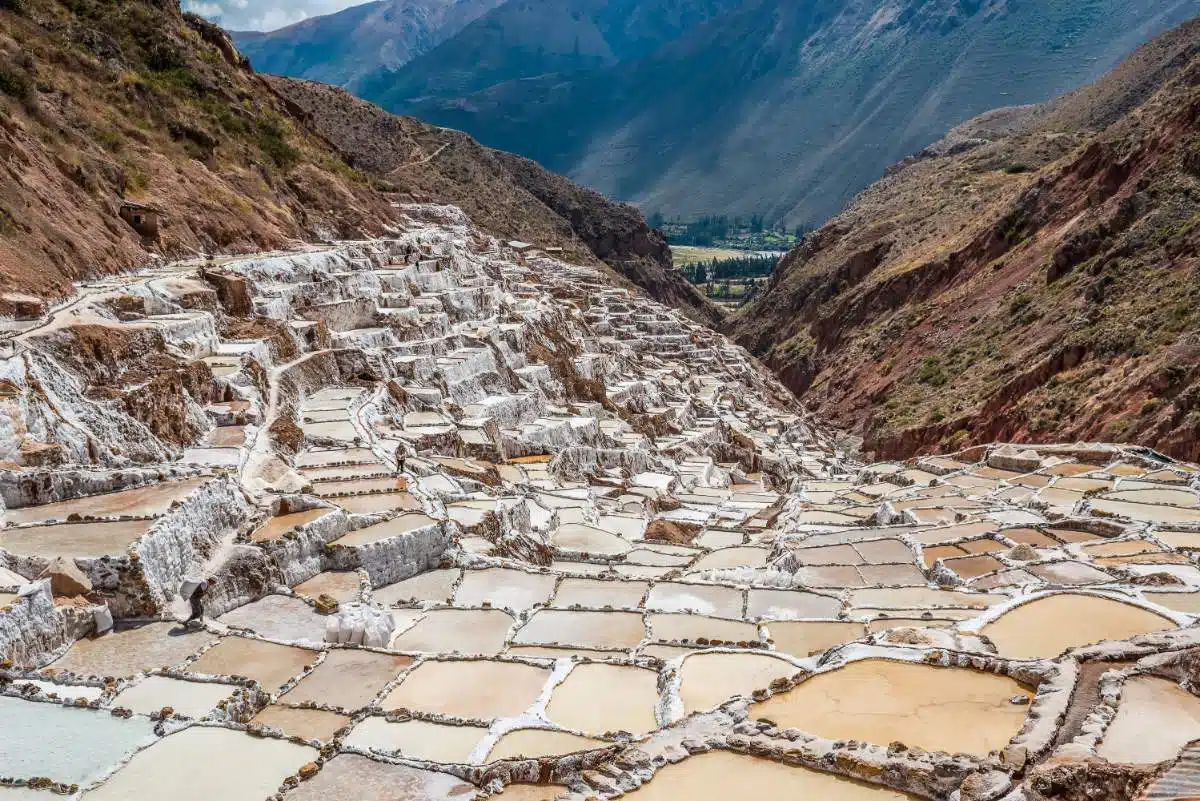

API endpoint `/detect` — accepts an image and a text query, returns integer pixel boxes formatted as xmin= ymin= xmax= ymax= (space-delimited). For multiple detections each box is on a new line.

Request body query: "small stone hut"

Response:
xmin=119 ymin=201 xmax=163 ymax=239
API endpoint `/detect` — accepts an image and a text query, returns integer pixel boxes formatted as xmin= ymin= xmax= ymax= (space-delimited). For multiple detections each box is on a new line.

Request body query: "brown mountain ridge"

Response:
xmin=732 ymin=17 xmax=1200 ymax=461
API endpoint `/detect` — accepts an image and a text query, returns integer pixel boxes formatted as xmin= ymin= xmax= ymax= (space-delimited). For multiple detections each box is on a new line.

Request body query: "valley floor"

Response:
xmin=1 ymin=205 xmax=1199 ymax=800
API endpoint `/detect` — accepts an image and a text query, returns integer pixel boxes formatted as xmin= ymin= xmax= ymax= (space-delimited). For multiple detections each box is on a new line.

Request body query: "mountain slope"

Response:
xmin=361 ymin=0 xmax=1200 ymax=226
xmin=267 ymin=76 xmax=723 ymax=326
xmin=232 ymin=0 xmax=503 ymax=92
xmin=731 ymin=18 xmax=1200 ymax=460
xmin=0 ymin=0 xmax=708 ymax=325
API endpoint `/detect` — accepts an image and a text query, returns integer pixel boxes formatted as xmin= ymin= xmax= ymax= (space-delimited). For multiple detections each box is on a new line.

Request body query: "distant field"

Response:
xmin=670 ymin=246 xmax=747 ymax=266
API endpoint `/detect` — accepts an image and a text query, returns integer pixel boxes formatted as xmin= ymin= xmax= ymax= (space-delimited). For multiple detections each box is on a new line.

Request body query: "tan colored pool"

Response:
xmin=250 ymin=508 xmax=333 ymax=543
xmin=250 ymin=705 xmax=350 ymax=742
xmin=750 ymin=659 xmax=1031 ymax=755
xmin=546 ymin=663 xmax=659 ymax=734
xmin=514 ymin=610 xmax=645 ymax=650
xmin=344 ymin=718 xmax=487 ymax=763
xmin=1 ymin=478 xmax=208 ymax=525
xmin=187 ymin=637 xmax=318 ymax=691
xmin=678 ymin=652 xmax=797 ymax=713
xmin=283 ymin=649 xmax=412 ymax=710
xmin=621 ymin=751 xmax=910 ymax=801
xmin=487 ymin=729 xmax=606 ymax=761
xmin=381 ymin=659 xmax=550 ymax=720
xmin=331 ymin=492 xmax=421 ymax=515
xmin=648 ymin=613 xmax=758 ymax=644
xmin=0 ymin=520 xmax=154 ymax=558
xmin=47 ymin=622 xmax=214 ymax=677
xmin=391 ymin=608 xmax=515 ymax=654
xmin=1098 ymin=676 xmax=1200 ymax=764
xmin=85 ymin=726 xmax=316 ymax=801
xmin=453 ymin=568 xmax=557 ymax=611
xmin=552 ymin=578 xmax=648 ymax=609
xmin=645 ymin=582 xmax=743 ymax=618
xmin=373 ymin=569 xmax=460 ymax=605
xmin=981 ymin=594 xmax=1175 ymax=659
xmin=110 ymin=676 xmax=236 ymax=719
xmin=281 ymin=753 xmax=478 ymax=800
xmin=768 ymin=621 xmax=867 ymax=657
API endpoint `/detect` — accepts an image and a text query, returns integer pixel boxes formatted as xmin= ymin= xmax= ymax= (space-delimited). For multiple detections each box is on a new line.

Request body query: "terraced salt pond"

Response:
xmin=381 ymin=659 xmax=550 ymax=719
xmin=1098 ymin=676 xmax=1200 ymax=764
xmin=980 ymin=594 xmax=1175 ymax=659
xmin=750 ymin=659 xmax=1032 ymax=756
xmin=546 ymin=663 xmax=660 ymax=734
xmin=622 ymin=751 xmax=911 ymax=800
xmin=84 ymin=726 xmax=316 ymax=800
xmin=0 ymin=478 xmax=209 ymax=525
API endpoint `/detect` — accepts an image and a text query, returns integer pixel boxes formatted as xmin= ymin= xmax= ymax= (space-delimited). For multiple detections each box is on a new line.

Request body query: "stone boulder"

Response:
xmin=38 ymin=558 xmax=92 ymax=597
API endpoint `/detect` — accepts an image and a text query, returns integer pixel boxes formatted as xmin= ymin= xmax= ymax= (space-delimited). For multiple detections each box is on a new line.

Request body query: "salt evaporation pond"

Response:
xmin=0 ymin=478 xmax=208 ymax=525
xmin=0 ymin=697 xmax=155 ymax=786
xmin=750 ymin=659 xmax=1031 ymax=756
xmin=110 ymin=675 xmax=236 ymax=718
xmin=251 ymin=705 xmax=350 ymax=742
xmin=0 ymin=520 xmax=154 ymax=559
xmin=345 ymin=718 xmax=487 ymax=762
xmin=678 ymin=652 xmax=797 ymax=713
xmin=188 ymin=636 xmax=318 ymax=690
xmin=381 ymin=659 xmax=550 ymax=719
xmin=282 ymin=753 xmax=478 ymax=800
xmin=623 ymin=751 xmax=910 ymax=800
xmin=49 ymin=622 xmax=213 ymax=677
xmin=981 ymin=594 xmax=1174 ymax=659
xmin=487 ymin=729 xmax=606 ymax=761
xmin=391 ymin=609 xmax=515 ymax=654
xmin=1098 ymin=676 xmax=1200 ymax=764
xmin=84 ymin=726 xmax=316 ymax=800
xmin=546 ymin=663 xmax=660 ymax=734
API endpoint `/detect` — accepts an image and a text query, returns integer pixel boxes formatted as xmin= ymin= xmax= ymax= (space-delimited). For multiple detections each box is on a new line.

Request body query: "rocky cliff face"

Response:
xmin=267 ymin=76 xmax=723 ymax=326
xmin=732 ymin=18 xmax=1200 ymax=461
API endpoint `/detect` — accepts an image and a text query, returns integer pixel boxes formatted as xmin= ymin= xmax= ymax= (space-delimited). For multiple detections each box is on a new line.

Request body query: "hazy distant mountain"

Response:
xmin=357 ymin=0 xmax=1200 ymax=225
xmin=232 ymin=0 xmax=504 ymax=91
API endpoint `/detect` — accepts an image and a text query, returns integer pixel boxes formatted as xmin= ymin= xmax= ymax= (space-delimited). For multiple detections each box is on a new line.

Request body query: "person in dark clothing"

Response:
xmin=186 ymin=581 xmax=207 ymax=623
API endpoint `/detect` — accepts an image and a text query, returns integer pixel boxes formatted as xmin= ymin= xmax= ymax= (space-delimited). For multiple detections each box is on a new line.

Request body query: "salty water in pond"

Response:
xmin=0 ymin=697 xmax=155 ymax=785
xmin=283 ymin=753 xmax=477 ymax=801
xmin=623 ymin=750 xmax=910 ymax=800
xmin=649 ymin=613 xmax=758 ymax=643
xmin=1098 ymin=676 xmax=1200 ymax=764
xmin=0 ymin=520 xmax=153 ymax=558
xmin=84 ymin=726 xmax=316 ymax=801
xmin=186 ymin=637 xmax=317 ymax=691
xmin=453 ymin=568 xmax=557 ymax=611
xmin=284 ymin=649 xmax=410 ymax=710
xmin=345 ymin=718 xmax=487 ymax=763
xmin=381 ymin=659 xmax=550 ymax=719
xmin=678 ymin=652 xmax=797 ymax=713
xmin=391 ymin=608 xmax=515 ymax=654
xmin=332 ymin=514 xmax=437 ymax=547
xmin=49 ymin=622 xmax=213 ymax=677
xmin=514 ymin=610 xmax=645 ymax=650
xmin=981 ymin=594 xmax=1174 ymax=659
xmin=546 ymin=663 xmax=660 ymax=734
xmin=1 ymin=477 xmax=208 ymax=525
xmin=111 ymin=675 xmax=236 ymax=718
xmin=216 ymin=595 xmax=326 ymax=644
xmin=250 ymin=508 xmax=332 ymax=542
xmin=750 ymin=659 xmax=1031 ymax=756
xmin=487 ymin=729 xmax=606 ymax=761
xmin=251 ymin=705 xmax=350 ymax=742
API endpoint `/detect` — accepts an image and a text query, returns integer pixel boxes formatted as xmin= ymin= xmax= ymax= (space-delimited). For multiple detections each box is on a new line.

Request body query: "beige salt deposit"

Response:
xmin=648 ymin=613 xmax=758 ymax=644
xmin=85 ymin=726 xmax=316 ymax=801
xmin=283 ymin=649 xmax=411 ymax=710
xmin=0 ymin=520 xmax=153 ymax=558
xmin=250 ymin=705 xmax=350 ymax=742
xmin=981 ymin=594 xmax=1174 ymax=659
xmin=751 ymin=659 xmax=1031 ymax=756
xmin=453 ymin=568 xmax=557 ymax=611
xmin=250 ymin=508 xmax=332 ymax=543
xmin=768 ymin=621 xmax=867 ymax=657
xmin=49 ymin=622 xmax=213 ymax=677
xmin=546 ymin=663 xmax=660 ymax=735
xmin=514 ymin=610 xmax=645 ymax=650
xmin=552 ymin=578 xmax=648 ymax=609
xmin=381 ymin=659 xmax=550 ymax=719
xmin=487 ymin=729 xmax=607 ymax=761
xmin=622 ymin=750 xmax=910 ymax=801
xmin=1098 ymin=676 xmax=1200 ymax=764
xmin=678 ymin=652 xmax=797 ymax=713
xmin=391 ymin=609 xmax=515 ymax=654
xmin=187 ymin=637 xmax=318 ymax=691
xmin=333 ymin=514 xmax=438 ymax=547
xmin=110 ymin=676 xmax=236 ymax=718
xmin=1 ymin=478 xmax=208 ymax=525
xmin=281 ymin=753 xmax=478 ymax=800
xmin=344 ymin=718 xmax=487 ymax=763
